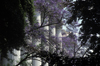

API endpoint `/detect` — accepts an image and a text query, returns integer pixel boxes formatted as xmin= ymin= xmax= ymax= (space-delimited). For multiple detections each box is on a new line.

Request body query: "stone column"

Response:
xmin=2 ymin=51 xmax=12 ymax=66
xmin=56 ymin=25 xmax=62 ymax=54
xmin=32 ymin=11 xmax=41 ymax=66
xmin=32 ymin=37 xmax=41 ymax=66
xmin=44 ymin=63 xmax=49 ymax=66
xmin=21 ymin=47 xmax=32 ymax=66
xmin=32 ymin=57 xmax=41 ymax=66
xmin=41 ymin=12 xmax=49 ymax=66
xmin=44 ymin=23 xmax=49 ymax=66
xmin=49 ymin=25 xmax=56 ymax=53
xmin=12 ymin=49 xmax=21 ymax=66
xmin=41 ymin=18 xmax=49 ymax=51
xmin=2 ymin=49 xmax=20 ymax=66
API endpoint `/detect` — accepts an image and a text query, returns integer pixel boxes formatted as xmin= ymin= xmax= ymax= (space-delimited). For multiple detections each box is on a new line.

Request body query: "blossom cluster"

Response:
xmin=24 ymin=0 xmax=79 ymax=57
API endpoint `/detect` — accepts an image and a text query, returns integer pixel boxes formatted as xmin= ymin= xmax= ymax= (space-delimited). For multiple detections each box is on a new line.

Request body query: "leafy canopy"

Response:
xmin=0 ymin=0 xmax=35 ymax=58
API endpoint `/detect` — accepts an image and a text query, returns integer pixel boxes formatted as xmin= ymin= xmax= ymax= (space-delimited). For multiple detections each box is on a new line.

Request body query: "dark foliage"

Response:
xmin=0 ymin=0 xmax=35 ymax=58
xmin=14 ymin=49 xmax=100 ymax=66
xmin=40 ymin=51 xmax=100 ymax=66
xmin=63 ymin=0 xmax=100 ymax=65
xmin=67 ymin=0 xmax=100 ymax=57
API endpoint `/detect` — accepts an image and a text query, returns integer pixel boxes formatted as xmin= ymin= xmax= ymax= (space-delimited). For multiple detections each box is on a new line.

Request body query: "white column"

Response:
xmin=42 ymin=19 xmax=49 ymax=51
xmin=32 ymin=57 xmax=41 ymax=66
xmin=56 ymin=25 xmax=62 ymax=54
xmin=49 ymin=25 xmax=56 ymax=53
xmin=2 ymin=51 xmax=12 ymax=66
xmin=32 ymin=11 xmax=41 ymax=66
xmin=21 ymin=47 xmax=32 ymax=66
xmin=43 ymin=20 xmax=49 ymax=66
xmin=40 ymin=12 xmax=49 ymax=66
xmin=2 ymin=49 xmax=20 ymax=66
xmin=12 ymin=49 xmax=21 ymax=66
xmin=44 ymin=63 xmax=49 ymax=66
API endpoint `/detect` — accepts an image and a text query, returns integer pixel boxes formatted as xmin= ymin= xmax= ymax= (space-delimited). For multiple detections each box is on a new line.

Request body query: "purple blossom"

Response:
xmin=24 ymin=0 xmax=79 ymax=58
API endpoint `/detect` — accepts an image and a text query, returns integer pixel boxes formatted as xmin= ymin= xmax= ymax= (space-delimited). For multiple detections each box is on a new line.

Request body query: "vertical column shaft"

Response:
xmin=56 ymin=25 xmax=62 ymax=54
xmin=32 ymin=11 xmax=41 ymax=66
xmin=41 ymin=12 xmax=49 ymax=66
xmin=12 ymin=49 xmax=21 ymax=66
xmin=49 ymin=25 xmax=56 ymax=53
xmin=21 ymin=47 xmax=32 ymax=66
xmin=2 ymin=49 xmax=21 ymax=66
xmin=2 ymin=51 xmax=12 ymax=66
